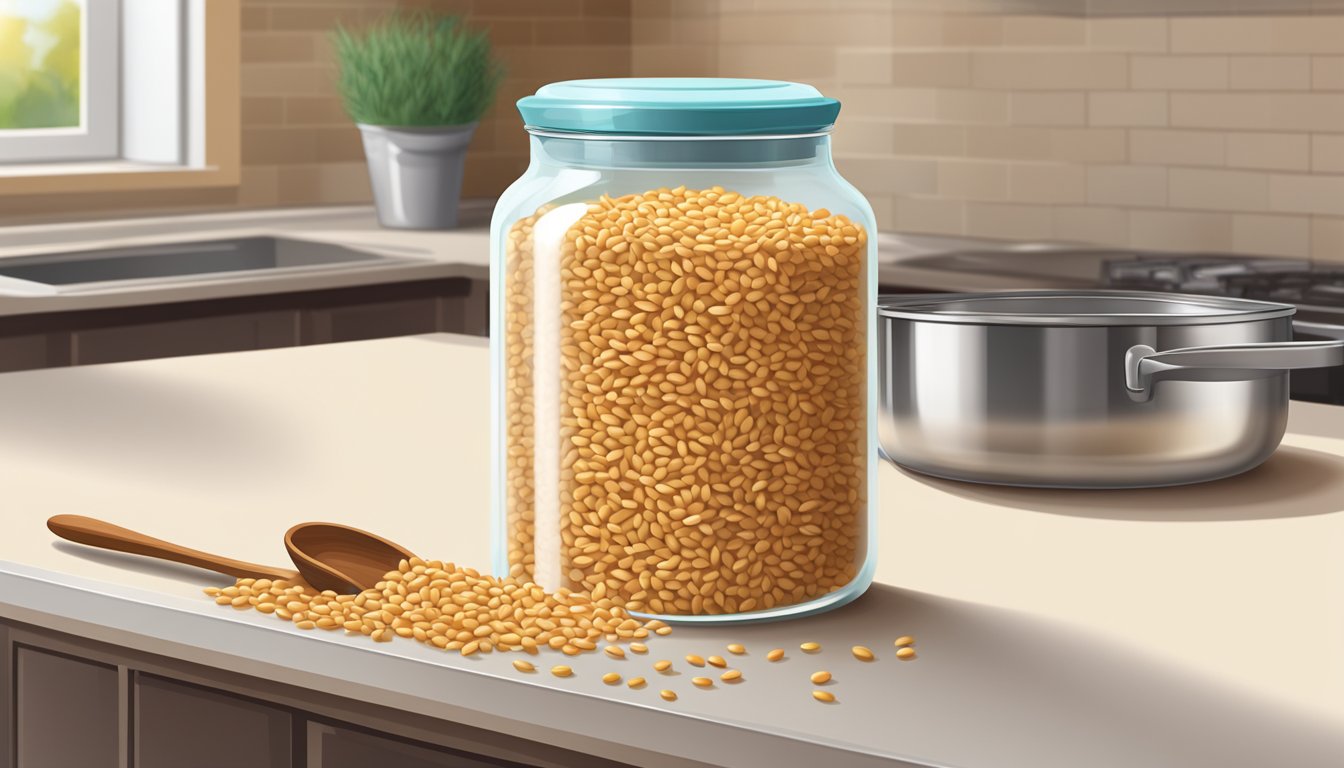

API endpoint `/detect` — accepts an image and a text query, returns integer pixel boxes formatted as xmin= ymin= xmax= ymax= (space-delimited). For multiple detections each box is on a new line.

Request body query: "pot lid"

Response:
xmin=877 ymin=290 xmax=1297 ymax=326
xmin=516 ymin=78 xmax=841 ymax=136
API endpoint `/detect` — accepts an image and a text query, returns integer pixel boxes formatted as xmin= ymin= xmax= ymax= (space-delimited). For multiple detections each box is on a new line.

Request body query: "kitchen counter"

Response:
xmin=0 ymin=204 xmax=1057 ymax=318
xmin=0 ymin=205 xmax=495 ymax=317
xmin=0 ymin=334 xmax=1340 ymax=767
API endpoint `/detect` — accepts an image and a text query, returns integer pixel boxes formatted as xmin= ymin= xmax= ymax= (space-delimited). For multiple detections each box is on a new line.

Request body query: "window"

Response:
xmin=0 ymin=0 xmax=118 ymax=163
xmin=0 ymin=0 xmax=238 ymax=194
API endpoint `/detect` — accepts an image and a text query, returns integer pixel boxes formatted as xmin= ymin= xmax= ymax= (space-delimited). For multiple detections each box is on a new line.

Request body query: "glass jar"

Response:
xmin=490 ymin=79 xmax=876 ymax=623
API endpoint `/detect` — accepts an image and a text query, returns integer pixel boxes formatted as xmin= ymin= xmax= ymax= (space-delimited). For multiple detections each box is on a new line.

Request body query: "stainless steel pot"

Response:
xmin=877 ymin=291 xmax=1344 ymax=488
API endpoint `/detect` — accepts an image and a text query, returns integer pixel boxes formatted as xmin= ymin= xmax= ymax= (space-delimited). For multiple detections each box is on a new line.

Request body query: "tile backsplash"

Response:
xmin=9 ymin=0 xmax=1344 ymax=265
xmin=632 ymin=1 xmax=1344 ymax=262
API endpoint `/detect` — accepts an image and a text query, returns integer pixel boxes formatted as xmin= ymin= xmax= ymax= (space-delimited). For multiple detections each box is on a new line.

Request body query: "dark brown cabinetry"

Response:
xmin=0 ymin=277 xmax=489 ymax=373
xmin=135 ymin=675 xmax=292 ymax=768
xmin=73 ymin=311 xmax=300 ymax=366
xmin=13 ymin=647 xmax=119 ymax=768
xmin=0 ymin=335 xmax=68 ymax=374
xmin=308 ymin=722 xmax=517 ymax=768
xmin=1 ymin=620 xmax=631 ymax=768
xmin=300 ymin=298 xmax=438 ymax=346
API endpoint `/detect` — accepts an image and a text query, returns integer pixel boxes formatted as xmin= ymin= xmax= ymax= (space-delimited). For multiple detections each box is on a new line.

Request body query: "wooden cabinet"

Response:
xmin=307 ymin=722 xmax=521 ymax=768
xmin=432 ymin=274 xmax=489 ymax=338
xmin=13 ymin=646 xmax=120 ymax=768
xmin=301 ymin=299 xmax=438 ymax=346
xmin=135 ymin=674 xmax=292 ymax=768
xmin=72 ymin=311 xmax=299 ymax=366
xmin=0 ymin=620 xmax=630 ymax=768
xmin=0 ymin=277 xmax=489 ymax=374
xmin=0 ymin=335 xmax=69 ymax=373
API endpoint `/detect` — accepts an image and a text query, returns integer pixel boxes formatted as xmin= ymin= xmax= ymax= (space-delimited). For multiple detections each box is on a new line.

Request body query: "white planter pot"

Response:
xmin=357 ymin=122 xmax=478 ymax=230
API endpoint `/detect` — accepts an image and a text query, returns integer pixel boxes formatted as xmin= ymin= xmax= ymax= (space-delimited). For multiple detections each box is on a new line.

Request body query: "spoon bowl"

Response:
xmin=283 ymin=522 xmax=417 ymax=594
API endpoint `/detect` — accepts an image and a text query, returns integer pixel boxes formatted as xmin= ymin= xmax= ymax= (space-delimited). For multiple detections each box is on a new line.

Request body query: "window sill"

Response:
xmin=0 ymin=160 xmax=239 ymax=196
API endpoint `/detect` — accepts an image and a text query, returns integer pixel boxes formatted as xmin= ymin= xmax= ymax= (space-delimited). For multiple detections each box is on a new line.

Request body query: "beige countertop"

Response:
xmin=0 ymin=334 xmax=1340 ymax=767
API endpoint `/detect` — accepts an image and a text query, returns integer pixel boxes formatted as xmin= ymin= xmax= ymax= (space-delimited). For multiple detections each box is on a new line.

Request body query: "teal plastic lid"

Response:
xmin=516 ymin=78 xmax=841 ymax=136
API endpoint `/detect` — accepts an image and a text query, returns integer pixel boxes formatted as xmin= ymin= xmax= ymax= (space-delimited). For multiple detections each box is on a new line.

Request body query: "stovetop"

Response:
xmin=1099 ymin=254 xmax=1344 ymax=311
xmin=899 ymin=248 xmax=1344 ymax=317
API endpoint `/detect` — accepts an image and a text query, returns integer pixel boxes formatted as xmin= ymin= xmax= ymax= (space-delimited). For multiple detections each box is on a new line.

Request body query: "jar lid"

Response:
xmin=516 ymin=78 xmax=841 ymax=136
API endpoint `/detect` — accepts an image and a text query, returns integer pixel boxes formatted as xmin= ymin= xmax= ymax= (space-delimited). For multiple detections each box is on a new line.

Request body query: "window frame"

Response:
xmin=0 ymin=0 xmax=239 ymax=196
xmin=0 ymin=0 xmax=121 ymax=164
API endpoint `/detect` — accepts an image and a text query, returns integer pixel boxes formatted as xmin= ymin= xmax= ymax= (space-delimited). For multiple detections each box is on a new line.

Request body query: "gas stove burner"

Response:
xmin=1217 ymin=271 xmax=1344 ymax=307
xmin=1304 ymin=280 xmax=1344 ymax=308
xmin=1101 ymin=255 xmax=1313 ymax=293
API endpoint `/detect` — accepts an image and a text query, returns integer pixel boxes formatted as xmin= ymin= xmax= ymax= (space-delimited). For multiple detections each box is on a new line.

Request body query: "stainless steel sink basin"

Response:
xmin=0 ymin=237 xmax=420 ymax=296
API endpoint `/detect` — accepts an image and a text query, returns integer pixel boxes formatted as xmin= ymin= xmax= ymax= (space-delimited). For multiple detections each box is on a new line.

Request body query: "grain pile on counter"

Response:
xmin=503 ymin=185 xmax=869 ymax=618
xmin=207 ymin=579 xmax=920 ymax=706
xmin=204 ymin=557 xmax=667 ymax=656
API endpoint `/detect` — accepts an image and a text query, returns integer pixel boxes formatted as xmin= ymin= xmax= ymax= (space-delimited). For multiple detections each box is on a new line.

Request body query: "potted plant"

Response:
xmin=333 ymin=13 xmax=502 ymax=230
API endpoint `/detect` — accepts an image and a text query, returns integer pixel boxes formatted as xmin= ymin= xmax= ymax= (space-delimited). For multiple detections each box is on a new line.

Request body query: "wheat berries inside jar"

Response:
xmin=491 ymin=78 xmax=877 ymax=623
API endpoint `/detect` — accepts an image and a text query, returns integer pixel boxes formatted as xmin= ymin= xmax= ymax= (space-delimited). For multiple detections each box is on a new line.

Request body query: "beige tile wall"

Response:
xmin=632 ymin=2 xmax=1344 ymax=262
xmin=1 ymin=0 xmax=630 ymax=224
xmin=10 ymin=0 xmax=1344 ymax=265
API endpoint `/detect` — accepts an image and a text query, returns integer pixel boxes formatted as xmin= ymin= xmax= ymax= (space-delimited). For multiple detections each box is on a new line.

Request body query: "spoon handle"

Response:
xmin=48 ymin=514 xmax=300 ymax=583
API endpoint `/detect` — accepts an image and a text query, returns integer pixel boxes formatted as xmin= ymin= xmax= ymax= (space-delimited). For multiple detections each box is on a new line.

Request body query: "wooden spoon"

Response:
xmin=48 ymin=515 xmax=418 ymax=595
xmin=48 ymin=514 xmax=301 ymax=583
xmin=283 ymin=522 xmax=416 ymax=594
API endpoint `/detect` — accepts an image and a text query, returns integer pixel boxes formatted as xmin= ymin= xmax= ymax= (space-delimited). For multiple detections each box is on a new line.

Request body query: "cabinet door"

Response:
xmin=437 ymin=278 xmax=489 ymax=337
xmin=14 ymin=646 xmax=120 ymax=768
xmin=134 ymin=674 xmax=291 ymax=768
xmin=300 ymin=298 xmax=440 ymax=345
xmin=308 ymin=722 xmax=523 ymax=768
xmin=71 ymin=311 xmax=298 ymax=365
xmin=0 ymin=333 xmax=70 ymax=373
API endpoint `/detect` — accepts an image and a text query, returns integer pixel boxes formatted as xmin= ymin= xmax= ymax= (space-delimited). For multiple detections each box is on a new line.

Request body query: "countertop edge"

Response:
xmin=0 ymin=563 xmax=938 ymax=768
xmin=0 ymin=260 xmax=489 ymax=318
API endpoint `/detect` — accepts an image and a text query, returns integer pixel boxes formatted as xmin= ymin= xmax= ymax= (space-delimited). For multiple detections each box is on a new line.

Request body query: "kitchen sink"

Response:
xmin=0 ymin=237 xmax=421 ymax=296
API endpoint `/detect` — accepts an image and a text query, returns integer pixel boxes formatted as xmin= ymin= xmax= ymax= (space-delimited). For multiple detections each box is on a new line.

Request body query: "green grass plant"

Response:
xmin=332 ymin=12 xmax=502 ymax=127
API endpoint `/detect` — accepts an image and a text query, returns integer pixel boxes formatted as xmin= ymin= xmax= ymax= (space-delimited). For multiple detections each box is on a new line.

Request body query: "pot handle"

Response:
xmin=1125 ymin=340 xmax=1344 ymax=402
